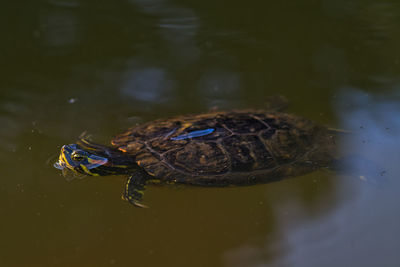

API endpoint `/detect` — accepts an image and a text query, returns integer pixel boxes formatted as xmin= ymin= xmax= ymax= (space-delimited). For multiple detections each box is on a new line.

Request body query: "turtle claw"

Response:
xmin=122 ymin=195 xmax=149 ymax=208
xmin=133 ymin=201 xmax=149 ymax=209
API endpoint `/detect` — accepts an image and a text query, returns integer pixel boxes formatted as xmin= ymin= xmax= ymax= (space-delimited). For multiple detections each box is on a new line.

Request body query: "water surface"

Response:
xmin=1 ymin=1 xmax=400 ymax=266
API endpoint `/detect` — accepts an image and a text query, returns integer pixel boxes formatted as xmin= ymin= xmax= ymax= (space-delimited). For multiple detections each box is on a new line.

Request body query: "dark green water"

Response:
xmin=1 ymin=1 xmax=400 ymax=266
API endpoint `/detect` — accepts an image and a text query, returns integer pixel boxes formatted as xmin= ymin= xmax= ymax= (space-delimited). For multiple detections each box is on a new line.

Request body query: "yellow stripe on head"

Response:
xmin=80 ymin=164 xmax=99 ymax=176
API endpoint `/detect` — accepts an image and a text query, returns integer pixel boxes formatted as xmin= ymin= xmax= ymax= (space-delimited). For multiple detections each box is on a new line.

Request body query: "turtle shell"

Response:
xmin=111 ymin=110 xmax=335 ymax=186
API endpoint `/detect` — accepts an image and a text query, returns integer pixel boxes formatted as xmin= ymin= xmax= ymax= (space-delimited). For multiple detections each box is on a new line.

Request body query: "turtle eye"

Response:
xmin=71 ymin=151 xmax=86 ymax=162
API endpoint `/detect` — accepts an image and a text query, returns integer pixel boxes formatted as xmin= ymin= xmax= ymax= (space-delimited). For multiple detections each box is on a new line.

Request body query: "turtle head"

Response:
xmin=54 ymin=139 xmax=135 ymax=176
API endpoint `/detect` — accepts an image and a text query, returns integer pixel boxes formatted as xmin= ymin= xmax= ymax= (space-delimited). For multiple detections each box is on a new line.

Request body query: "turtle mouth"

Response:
xmin=54 ymin=158 xmax=88 ymax=180
xmin=53 ymin=160 xmax=72 ymax=177
xmin=53 ymin=160 xmax=65 ymax=170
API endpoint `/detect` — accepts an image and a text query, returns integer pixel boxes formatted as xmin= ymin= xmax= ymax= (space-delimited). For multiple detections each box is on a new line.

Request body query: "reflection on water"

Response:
xmin=121 ymin=67 xmax=175 ymax=103
xmin=198 ymin=68 xmax=241 ymax=109
xmin=276 ymin=90 xmax=400 ymax=267
xmin=129 ymin=0 xmax=200 ymax=59
xmin=40 ymin=9 xmax=80 ymax=49
xmin=337 ymin=89 xmax=400 ymax=176
xmin=354 ymin=2 xmax=400 ymax=46
xmin=221 ymin=89 xmax=400 ymax=267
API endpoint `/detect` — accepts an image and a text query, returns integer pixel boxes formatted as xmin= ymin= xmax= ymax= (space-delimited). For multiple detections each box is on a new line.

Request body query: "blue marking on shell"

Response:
xmin=171 ymin=128 xmax=215 ymax=141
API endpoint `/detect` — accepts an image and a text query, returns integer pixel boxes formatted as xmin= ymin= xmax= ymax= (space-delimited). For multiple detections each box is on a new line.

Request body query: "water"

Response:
xmin=1 ymin=0 xmax=400 ymax=266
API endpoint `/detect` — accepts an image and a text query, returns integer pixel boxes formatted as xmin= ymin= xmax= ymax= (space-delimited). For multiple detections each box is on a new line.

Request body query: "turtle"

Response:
xmin=54 ymin=109 xmax=337 ymax=208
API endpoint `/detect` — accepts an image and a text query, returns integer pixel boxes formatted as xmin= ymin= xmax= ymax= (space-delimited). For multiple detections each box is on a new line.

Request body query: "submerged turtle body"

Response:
xmin=55 ymin=109 xmax=336 ymax=207
xmin=111 ymin=110 xmax=335 ymax=186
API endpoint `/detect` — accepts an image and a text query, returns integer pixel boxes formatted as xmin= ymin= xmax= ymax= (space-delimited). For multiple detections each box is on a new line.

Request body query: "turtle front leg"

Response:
xmin=123 ymin=171 xmax=149 ymax=208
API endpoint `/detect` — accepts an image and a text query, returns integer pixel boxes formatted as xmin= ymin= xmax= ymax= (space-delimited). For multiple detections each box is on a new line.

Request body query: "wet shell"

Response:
xmin=111 ymin=110 xmax=335 ymax=186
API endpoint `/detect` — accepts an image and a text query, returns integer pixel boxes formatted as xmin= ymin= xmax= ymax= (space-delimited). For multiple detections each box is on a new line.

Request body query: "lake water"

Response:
xmin=1 ymin=1 xmax=400 ymax=266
